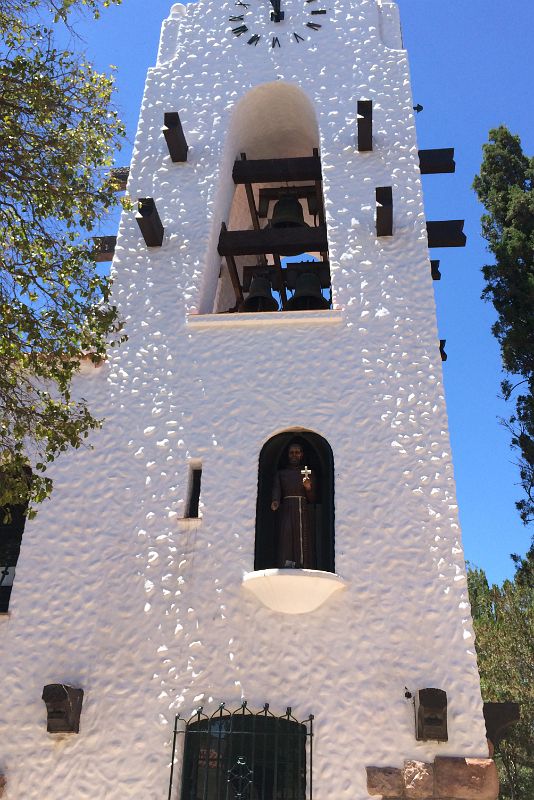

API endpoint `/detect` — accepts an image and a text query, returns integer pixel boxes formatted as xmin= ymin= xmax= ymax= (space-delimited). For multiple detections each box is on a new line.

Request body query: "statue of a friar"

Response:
xmin=271 ymin=442 xmax=316 ymax=569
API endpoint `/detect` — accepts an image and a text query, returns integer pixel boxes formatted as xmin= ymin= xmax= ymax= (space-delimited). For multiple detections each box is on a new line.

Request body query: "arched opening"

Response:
xmin=178 ymin=703 xmax=313 ymax=800
xmin=254 ymin=431 xmax=334 ymax=573
xmin=214 ymin=83 xmax=331 ymax=314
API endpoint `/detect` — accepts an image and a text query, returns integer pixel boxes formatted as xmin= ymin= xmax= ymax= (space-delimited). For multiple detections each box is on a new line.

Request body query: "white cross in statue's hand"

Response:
xmin=301 ymin=465 xmax=311 ymax=481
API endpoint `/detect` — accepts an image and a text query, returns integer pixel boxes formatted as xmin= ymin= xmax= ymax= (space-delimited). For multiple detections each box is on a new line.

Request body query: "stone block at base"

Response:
xmin=367 ymin=766 xmax=403 ymax=797
xmin=434 ymin=757 xmax=499 ymax=800
xmin=403 ymin=760 xmax=434 ymax=799
xmin=0 ymin=776 xmax=5 ymax=797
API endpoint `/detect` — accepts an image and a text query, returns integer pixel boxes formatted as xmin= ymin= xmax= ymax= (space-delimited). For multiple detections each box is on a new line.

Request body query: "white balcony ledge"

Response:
xmin=187 ymin=309 xmax=344 ymax=329
xmin=242 ymin=568 xmax=346 ymax=614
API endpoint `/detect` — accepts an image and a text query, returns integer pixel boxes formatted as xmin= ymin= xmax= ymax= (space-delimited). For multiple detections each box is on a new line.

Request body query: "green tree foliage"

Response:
xmin=0 ymin=0 xmax=124 ymax=512
xmin=468 ymin=551 xmax=534 ymax=799
xmin=473 ymin=127 xmax=534 ymax=525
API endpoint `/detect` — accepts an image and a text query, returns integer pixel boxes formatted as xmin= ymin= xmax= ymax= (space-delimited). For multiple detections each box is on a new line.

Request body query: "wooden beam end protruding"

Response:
xmin=162 ymin=111 xmax=188 ymax=162
xmin=419 ymin=148 xmax=455 ymax=174
xmin=357 ymin=100 xmax=372 ymax=152
xmin=93 ymin=235 xmax=117 ymax=262
xmin=430 ymin=259 xmax=441 ymax=280
xmin=427 ymin=220 xmax=466 ymax=248
xmin=136 ymin=198 xmax=164 ymax=247
xmin=376 ymin=187 xmax=393 ymax=236
xmin=439 ymin=339 xmax=447 ymax=361
xmin=109 ymin=167 xmax=129 ymax=192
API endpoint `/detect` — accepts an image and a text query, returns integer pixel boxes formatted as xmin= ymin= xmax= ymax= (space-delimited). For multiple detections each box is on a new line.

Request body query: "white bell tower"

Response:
xmin=0 ymin=2 xmax=500 ymax=799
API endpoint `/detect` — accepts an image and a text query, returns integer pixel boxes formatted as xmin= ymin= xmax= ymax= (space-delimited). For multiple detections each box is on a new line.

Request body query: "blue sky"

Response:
xmin=68 ymin=0 xmax=533 ymax=584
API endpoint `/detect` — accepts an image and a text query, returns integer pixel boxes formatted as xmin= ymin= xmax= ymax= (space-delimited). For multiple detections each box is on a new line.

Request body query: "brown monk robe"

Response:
xmin=271 ymin=443 xmax=316 ymax=569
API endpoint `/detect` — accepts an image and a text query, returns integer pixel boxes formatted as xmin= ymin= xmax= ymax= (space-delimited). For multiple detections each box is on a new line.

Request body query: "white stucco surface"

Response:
xmin=0 ymin=1 xmax=489 ymax=798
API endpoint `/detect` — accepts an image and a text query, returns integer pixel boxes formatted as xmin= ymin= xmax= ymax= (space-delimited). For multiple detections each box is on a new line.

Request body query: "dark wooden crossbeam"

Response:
xmin=419 ymin=148 xmax=455 ymax=174
xmin=426 ymin=220 xmax=466 ymax=248
xmin=93 ymin=235 xmax=117 ymax=262
xmin=232 ymin=155 xmax=322 ymax=185
xmin=357 ymin=100 xmax=373 ymax=152
xmin=218 ymin=225 xmax=328 ymax=257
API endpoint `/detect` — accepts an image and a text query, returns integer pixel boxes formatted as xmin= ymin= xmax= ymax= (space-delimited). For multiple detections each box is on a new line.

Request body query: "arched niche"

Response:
xmin=254 ymin=431 xmax=335 ymax=573
xmin=229 ymin=81 xmax=320 ymax=163
xmin=212 ymin=83 xmax=328 ymax=314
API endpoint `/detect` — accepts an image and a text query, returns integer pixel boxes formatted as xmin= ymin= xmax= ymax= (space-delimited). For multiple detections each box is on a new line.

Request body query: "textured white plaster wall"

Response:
xmin=0 ymin=2 xmax=489 ymax=798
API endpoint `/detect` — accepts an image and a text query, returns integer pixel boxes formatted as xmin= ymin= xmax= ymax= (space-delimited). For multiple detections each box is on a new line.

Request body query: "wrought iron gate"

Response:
xmin=168 ymin=702 xmax=314 ymax=800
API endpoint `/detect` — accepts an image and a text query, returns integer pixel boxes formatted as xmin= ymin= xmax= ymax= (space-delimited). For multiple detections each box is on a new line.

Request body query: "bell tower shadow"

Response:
xmin=254 ymin=431 xmax=335 ymax=572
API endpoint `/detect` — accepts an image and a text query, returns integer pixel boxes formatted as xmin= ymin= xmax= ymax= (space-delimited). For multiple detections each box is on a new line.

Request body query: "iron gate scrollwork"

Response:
xmin=168 ymin=702 xmax=314 ymax=800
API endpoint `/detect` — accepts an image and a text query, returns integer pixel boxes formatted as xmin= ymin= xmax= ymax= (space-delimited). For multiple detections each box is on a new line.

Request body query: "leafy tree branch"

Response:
xmin=0 ymin=0 xmax=125 ymax=513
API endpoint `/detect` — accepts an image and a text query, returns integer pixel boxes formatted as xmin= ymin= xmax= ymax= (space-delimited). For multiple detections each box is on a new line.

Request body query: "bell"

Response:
xmin=285 ymin=272 xmax=330 ymax=311
xmin=270 ymin=195 xmax=308 ymax=229
xmin=239 ymin=276 xmax=279 ymax=312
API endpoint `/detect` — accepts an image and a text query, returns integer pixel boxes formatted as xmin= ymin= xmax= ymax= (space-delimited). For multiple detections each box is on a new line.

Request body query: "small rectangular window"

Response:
xmin=185 ymin=465 xmax=202 ymax=519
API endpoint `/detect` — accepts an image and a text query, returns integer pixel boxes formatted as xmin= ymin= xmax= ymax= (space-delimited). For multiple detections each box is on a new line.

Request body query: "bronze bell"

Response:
xmin=270 ymin=195 xmax=308 ymax=229
xmin=240 ymin=276 xmax=279 ymax=312
xmin=285 ymin=272 xmax=330 ymax=311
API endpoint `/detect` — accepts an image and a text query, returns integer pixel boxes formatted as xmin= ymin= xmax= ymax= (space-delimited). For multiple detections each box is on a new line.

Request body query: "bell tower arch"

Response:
xmin=212 ymin=81 xmax=329 ymax=314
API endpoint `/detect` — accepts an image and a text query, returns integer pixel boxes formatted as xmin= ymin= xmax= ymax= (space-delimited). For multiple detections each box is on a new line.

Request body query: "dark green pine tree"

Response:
xmin=473 ymin=126 xmax=534 ymax=526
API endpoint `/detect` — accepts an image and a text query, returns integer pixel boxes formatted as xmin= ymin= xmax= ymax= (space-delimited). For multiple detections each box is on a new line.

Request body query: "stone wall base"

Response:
xmin=0 ymin=775 xmax=5 ymax=797
xmin=367 ymin=756 xmax=499 ymax=800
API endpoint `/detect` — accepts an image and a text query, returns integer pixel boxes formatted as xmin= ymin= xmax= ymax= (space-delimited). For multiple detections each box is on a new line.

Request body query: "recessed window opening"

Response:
xmin=173 ymin=702 xmax=314 ymax=800
xmin=185 ymin=464 xmax=202 ymax=519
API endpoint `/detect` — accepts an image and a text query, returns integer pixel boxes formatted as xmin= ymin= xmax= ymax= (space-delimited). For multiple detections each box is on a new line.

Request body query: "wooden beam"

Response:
xmin=93 ymin=235 xmax=117 ymax=262
xmin=483 ymin=703 xmax=520 ymax=750
xmin=232 ymin=155 xmax=322 ymax=185
xmin=240 ymin=154 xmax=261 ymax=231
xmin=427 ymin=220 xmax=466 ymax=248
xmin=136 ymin=198 xmax=164 ymax=247
xmin=439 ymin=339 xmax=447 ymax=361
xmin=220 ymin=224 xmax=244 ymax=306
xmin=430 ymin=260 xmax=441 ymax=280
xmin=109 ymin=167 xmax=129 ymax=192
xmin=313 ymin=147 xmax=326 ymax=226
xmin=357 ymin=100 xmax=372 ymax=151
xmin=218 ymin=225 xmax=328 ymax=257
xmin=162 ymin=111 xmax=188 ymax=162
xmin=376 ymin=187 xmax=393 ymax=236
xmin=419 ymin=148 xmax=455 ymax=174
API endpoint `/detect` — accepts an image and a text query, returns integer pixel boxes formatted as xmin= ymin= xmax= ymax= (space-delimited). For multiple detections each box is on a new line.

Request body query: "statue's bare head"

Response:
xmin=287 ymin=442 xmax=304 ymax=466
